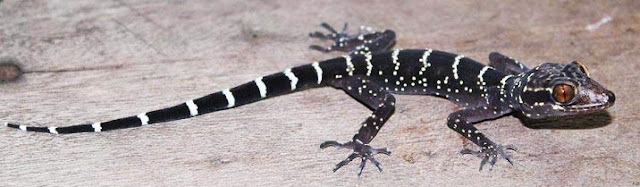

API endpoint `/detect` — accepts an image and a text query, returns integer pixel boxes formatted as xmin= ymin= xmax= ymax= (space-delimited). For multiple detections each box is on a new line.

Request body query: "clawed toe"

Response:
xmin=320 ymin=22 xmax=342 ymax=34
xmin=308 ymin=22 xmax=363 ymax=53
xmin=503 ymin=144 xmax=518 ymax=151
xmin=308 ymin=22 xmax=395 ymax=55
xmin=321 ymin=140 xmax=391 ymax=177
xmin=320 ymin=140 xmax=353 ymax=149
xmin=309 ymin=45 xmax=331 ymax=53
xmin=460 ymin=148 xmax=483 ymax=158
xmin=374 ymin=147 xmax=391 ymax=155
xmin=333 ymin=153 xmax=357 ymax=172
xmin=309 ymin=22 xmax=348 ymax=40
xmin=369 ymin=156 xmax=383 ymax=172
xmin=461 ymin=143 xmax=517 ymax=171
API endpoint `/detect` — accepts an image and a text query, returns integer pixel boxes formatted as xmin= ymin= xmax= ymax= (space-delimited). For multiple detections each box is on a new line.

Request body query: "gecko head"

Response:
xmin=516 ymin=61 xmax=615 ymax=118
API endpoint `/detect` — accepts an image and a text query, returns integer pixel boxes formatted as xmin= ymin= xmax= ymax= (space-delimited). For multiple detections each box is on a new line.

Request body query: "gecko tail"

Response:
xmin=3 ymin=89 xmax=236 ymax=134
xmin=5 ymin=120 xmax=138 ymax=134
xmin=3 ymin=57 xmax=339 ymax=134
xmin=6 ymin=122 xmax=58 ymax=133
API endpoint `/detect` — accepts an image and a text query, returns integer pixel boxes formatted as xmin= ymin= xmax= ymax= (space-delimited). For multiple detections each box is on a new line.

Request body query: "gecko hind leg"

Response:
xmin=321 ymin=76 xmax=395 ymax=176
xmin=309 ymin=22 xmax=396 ymax=55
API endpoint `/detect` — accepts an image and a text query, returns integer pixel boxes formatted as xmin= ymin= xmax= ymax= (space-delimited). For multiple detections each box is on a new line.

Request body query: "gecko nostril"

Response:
xmin=606 ymin=91 xmax=615 ymax=104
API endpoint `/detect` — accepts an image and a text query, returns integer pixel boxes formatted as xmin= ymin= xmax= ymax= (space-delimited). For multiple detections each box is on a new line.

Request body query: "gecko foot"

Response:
xmin=460 ymin=143 xmax=517 ymax=171
xmin=309 ymin=22 xmax=356 ymax=53
xmin=309 ymin=22 xmax=395 ymax=55
xmin=309 ymin=22 xmax=349 ymax=41
xmin=320 ymin=140 xmax=391 ymax=177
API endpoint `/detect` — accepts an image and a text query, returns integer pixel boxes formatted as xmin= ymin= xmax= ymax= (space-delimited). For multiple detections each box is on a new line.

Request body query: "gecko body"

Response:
xmin=5 ymin=23 xmax=615 ymax=175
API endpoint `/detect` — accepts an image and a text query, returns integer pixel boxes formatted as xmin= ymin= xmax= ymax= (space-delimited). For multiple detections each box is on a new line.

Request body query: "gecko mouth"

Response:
xmin=560 ymin=103 xmax=610 ymax=113
xmin=559 ymin=91 xmax=615 ymax=113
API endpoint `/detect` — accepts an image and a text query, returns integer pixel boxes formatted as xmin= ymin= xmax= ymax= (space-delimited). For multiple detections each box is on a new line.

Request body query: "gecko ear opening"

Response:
xmin=571 ymin=61 xmax=590 ymax=77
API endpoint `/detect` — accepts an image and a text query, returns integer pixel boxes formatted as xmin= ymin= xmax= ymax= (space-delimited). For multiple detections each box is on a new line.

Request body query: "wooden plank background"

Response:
xmin=1 ymin=0 xmax=638 ymax=186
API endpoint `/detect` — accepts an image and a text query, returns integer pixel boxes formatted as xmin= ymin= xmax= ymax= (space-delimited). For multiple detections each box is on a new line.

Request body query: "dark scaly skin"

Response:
xmin=309 ymin=23 xmax=614 ymax=173
xmin=5 ymin=23 xmax=615 ymax=176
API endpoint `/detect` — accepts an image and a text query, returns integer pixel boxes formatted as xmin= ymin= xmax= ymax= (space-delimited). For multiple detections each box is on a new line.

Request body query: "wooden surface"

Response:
xmin=1 ymin=0 xmax=639 ymax=186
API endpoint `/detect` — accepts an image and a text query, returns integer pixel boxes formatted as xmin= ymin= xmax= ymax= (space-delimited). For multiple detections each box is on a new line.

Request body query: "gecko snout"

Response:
xmin=606 ymin=91 xmax=615 ymax=105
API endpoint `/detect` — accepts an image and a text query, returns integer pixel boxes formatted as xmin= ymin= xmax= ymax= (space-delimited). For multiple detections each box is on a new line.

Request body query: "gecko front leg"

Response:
xmin=321 ymin=76 xmax=394 ymax=176
xmin=447 ymin=106 xmax=518 ymax=170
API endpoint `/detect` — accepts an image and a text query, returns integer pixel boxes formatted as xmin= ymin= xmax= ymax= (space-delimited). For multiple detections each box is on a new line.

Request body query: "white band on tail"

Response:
xmin=138 ymin=113 xmax=150 ymax=126
xmin=222 ymin=89 xmax=235 ymax=108
xmin=48 ymin=127 xmax=59 ymax=134
xmin=255 ymin=77 xmax=267 ymax=98
xmin=186 ymin=100 xmax=199 ymax=116
xmin=283 ymin=68 xmax=298 ymax=90
xmin=92 ymin=123 xmax=102 ymax=132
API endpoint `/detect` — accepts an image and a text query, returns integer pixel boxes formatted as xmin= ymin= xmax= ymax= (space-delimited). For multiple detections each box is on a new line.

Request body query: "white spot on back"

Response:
xmin=478 ymin=66 xmax=490 ymax=85
xmin=343 ymin=55 xmax=355 ymax=76
xmin=500 ymin=75 xmax=514 ymax=95
xmin=365 ymin=53 xmax=373 ymax=76
xmin=392 ymin=49 xmax=401 ymax=76
xmin=500 ymin=75 xmax=513 ymax=88
xmin=392 ymin=49 xmax=400 ymax=64
xmin=452 ymin=55 xmax=464 ymax=80
xmin=420 ymin=49 xmax=433 ymax=74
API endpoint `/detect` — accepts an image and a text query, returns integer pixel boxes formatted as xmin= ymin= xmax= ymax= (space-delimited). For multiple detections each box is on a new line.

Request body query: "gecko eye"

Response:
xmin=552 ymin=83 xmax=575 ymax=104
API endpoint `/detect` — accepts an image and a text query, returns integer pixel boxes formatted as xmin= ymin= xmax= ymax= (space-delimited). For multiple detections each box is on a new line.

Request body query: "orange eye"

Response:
xmin=552 ymin=84 xmax=575 ymax=104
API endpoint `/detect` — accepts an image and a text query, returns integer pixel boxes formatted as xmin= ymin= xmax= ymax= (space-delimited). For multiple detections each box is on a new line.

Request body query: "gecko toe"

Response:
xmin=503 ymin=153 xmax=514 ymax=165
xmin=479 ymin=156 xmax=489 ymax=171
xmin=369 ymin=156 xmax=383 ymax=172
xmin=373 ymin=147 xmax=391 ymax=155
xmin=357 ymin=158 xmax=366 ymax=177
xmin=322 ymin=140 xmax=390 ymax=176
xmin=463 ymin=143 xmax=517 ymax=171
xmin=308 ymin=22 xmax=366 ymax=54
xmin=319 ymin=22 xmax=340 ymax=34
xmin=504 ymin=144 xmax=518 ymax=152
xmin=489 ymin=155 xmax=498 ymax=171
xmin=460 ymin=148 xmax=482 ymax=158
xmin=333 ymin=153 xmax=357 ymax=172
xmin=321 ymin=140 xmax=348 ymax=149
xmin=309 ymin=45 xmax=331 ymax=53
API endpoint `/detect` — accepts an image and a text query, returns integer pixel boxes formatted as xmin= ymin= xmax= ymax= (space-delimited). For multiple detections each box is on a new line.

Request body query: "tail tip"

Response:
xmin=4 ymin=122 xmax=24 ymax=131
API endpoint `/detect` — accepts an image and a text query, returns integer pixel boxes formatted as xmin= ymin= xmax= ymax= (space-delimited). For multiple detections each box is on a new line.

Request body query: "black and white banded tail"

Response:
xmin=5 ymin=58 xmax=347 ymax=134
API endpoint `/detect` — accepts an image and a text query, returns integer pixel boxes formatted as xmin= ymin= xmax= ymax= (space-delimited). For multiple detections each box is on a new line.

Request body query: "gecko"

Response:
xmin=4 ymin=23 xmax=615 ymax=176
